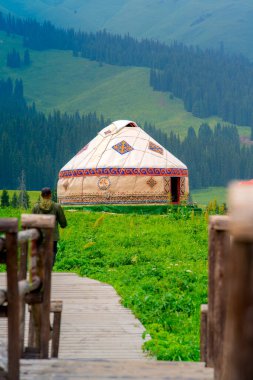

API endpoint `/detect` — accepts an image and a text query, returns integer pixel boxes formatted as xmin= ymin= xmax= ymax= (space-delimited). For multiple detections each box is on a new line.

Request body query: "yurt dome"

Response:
xmin=57 ymin=120 xmax=189 ymax=204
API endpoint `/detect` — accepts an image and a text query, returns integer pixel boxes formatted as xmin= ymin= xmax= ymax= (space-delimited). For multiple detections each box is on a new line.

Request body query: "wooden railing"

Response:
xmin=0 ymin=214 xmax=63 ymax=380
xmin=200 ymin=215 xmax=230 ymax=378
xmin=0 ymin=218 xmax=19 ymax=380
xmin=201 ymin=182 xmax=253 ymax=380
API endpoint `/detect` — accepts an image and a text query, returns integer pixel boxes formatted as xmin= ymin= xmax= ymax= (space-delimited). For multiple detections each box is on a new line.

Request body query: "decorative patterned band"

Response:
xmin=59 ymin=167 xmax=188 ymax=178
xmin=59 ymin=193 xmax=170 ymax=205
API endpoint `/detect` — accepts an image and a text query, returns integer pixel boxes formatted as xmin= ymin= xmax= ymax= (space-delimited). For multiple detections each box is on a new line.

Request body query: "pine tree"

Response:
xmin=6 ymin=49 xmax=21 ymax=68
xmin=18 ymin=190 xmax=30 ymax=209
xmin=18 ymin=170 xmax=30 ymax=209
xmin=11 ymin=192 xmax=18 ymax=208
xmin=1 ymin=189 xmax=10 ymax=207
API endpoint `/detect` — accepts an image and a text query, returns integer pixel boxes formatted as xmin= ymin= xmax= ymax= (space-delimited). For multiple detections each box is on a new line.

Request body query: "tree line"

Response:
xmin=7 ymin=48 xmax=30 ymax=68
xmin=145 ymin=123 xmax=253 ymax=189
xmin=0 ymin=78 xmax=109 ymax=190
xmin=0 ymin=189 xmax=30 ymax=208
xmin=1 ymin=78 xmax=253 ymax=191
xmin=1 ymin=12 xmax=253 ymax=133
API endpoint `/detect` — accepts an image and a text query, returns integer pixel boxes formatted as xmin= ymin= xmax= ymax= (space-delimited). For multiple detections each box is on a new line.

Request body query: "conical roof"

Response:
xmin=58 ymin=120 xmax=189 ymax=204
xmin=60 ymin=120 xmax=187 ymax=175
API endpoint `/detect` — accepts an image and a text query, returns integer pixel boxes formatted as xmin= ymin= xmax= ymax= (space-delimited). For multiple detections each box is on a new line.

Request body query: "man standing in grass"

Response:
xmin=32 ymin=187 xmax=67 ymax=266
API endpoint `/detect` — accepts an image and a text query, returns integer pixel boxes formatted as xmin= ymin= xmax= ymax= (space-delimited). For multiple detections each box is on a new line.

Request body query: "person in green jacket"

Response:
xmin=32 ymin=187 xmax=67 ymax=266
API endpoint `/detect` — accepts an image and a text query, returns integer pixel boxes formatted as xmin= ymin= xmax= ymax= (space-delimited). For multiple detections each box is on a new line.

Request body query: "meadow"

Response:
xmin=0 ymin=205 xmax=209 ymax=361
xmin=191 ymin=187 xmax=227 ymax=207
xmin=0 ymin=31 xmax=250 ymax=138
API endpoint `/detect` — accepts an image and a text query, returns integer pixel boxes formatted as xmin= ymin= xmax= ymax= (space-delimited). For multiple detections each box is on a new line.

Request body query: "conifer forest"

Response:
xmin=0 ymin=12 xmax=253 ymax=190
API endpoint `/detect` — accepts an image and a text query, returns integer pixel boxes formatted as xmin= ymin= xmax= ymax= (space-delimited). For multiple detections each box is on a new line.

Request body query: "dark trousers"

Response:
xmin=53 ymin=241 xmax=58 ymax=267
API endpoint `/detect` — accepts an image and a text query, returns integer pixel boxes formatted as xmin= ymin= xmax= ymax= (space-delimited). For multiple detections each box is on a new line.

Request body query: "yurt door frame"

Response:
xmin=171 ymin=177 xmax=180 ymax=204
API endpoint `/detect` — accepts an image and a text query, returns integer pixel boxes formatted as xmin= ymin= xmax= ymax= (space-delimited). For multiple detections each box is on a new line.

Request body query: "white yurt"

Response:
xmin=57 ymin=120 xmax=189 ymax=204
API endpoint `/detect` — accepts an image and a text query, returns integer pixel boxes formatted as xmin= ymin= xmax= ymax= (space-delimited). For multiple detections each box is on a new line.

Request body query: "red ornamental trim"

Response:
xmin=59 ymin=167 xmax=188 ymax=178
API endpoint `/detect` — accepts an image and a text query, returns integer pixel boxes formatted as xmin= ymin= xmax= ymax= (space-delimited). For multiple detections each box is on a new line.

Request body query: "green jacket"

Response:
xmin=32 ymin=200 xmax=67 ymax=241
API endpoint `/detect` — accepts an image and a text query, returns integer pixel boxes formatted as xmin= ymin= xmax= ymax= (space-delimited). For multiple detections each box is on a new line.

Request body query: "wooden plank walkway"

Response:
xmin=0 ymin=273 xmax=214 ymax=379
xmin=20 ymin=359 xmax=213 ymax=379
xmin=51 ymin=273 xmax=147 ymax=359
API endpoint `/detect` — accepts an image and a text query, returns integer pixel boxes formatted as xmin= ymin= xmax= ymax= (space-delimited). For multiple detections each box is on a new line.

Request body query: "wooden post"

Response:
xmin=0 ymin=219 xmax=20 ymax=380
xmin=220 ymin=183 xmax=253 ymax=380
xmin=207 ymin=215 xmax=229 ymax=376
xmin=51 ymin=301 xmax=63 ymax=358
xmin=28 ymin=307 xmax=35 ymax=348
xmin=200 ymin=304 xmax=208 ymax=363
xmin=0 ymin=237 xmax=5 ymax=253
xmin=19 ymin=228 xmax=41 ymax=358
xmin=21 ymin=214 xmax=55 ymax=359
xmin=40 ymin=227 xmax=54 ymax=358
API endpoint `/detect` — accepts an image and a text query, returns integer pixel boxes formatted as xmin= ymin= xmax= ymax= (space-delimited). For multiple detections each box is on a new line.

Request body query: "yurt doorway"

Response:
xmin=171 ymin=177 xmax=180 ymax=203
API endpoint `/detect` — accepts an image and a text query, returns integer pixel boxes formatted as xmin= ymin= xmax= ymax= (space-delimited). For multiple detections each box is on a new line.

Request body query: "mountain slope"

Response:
xmin=1 ymin=0 xmax=253 ymax=60
xmin=0 ymin=31 xmax=236 ymax=138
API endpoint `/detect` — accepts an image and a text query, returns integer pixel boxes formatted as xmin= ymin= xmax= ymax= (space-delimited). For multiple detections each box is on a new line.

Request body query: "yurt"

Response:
xmin=57 ymin=120 xmax=189 ymax=204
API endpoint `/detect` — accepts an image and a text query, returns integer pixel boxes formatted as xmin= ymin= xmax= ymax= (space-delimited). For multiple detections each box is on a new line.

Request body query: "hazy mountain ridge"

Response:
xmin=1 ymin=0 xmax=253 ymax=59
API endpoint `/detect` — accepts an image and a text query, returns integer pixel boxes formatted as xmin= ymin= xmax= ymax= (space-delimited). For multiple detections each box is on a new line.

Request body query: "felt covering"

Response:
xmin=57 ymin=120 xmax=189 ymax=204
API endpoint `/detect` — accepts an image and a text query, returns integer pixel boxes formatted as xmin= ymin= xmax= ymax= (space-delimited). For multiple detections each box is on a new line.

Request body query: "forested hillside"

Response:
xmin=1 ymin=13 xmax=253 ymax=130
xmin=1 ymin=0 xmax=253 ymax=60
xmin=1 ymin=78 xmax=253 ymax=191
xmin=1 ymin=14 xmax=253 ymax=191
xmin=0 ymin=78 xmax=107 ymax=189
xmin=1 ymin=31 xmax=223 ymax=136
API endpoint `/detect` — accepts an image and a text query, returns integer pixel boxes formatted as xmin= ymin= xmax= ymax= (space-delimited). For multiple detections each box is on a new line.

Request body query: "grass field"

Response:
xmin=191 ymin=187 xmax=227 ymax=206
xmin=0 ymin=187 xmax=227 ymax=208
xmin=0 ymin=206 xmax=209 ymax=361
xmin=0 ymin=31 xmax=250 ymax=138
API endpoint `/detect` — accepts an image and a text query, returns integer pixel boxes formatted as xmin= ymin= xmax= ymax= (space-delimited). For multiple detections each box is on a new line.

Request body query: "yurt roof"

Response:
xmin=239 ymin=179 xmax=253 ymax=185
xmin=59 ymin=120 xmax=187 ymax=177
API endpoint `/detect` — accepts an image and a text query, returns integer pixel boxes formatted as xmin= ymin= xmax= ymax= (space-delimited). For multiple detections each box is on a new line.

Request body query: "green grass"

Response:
xmin=64 ymin=204 xmax=202 ymax=215
xmin=0 ymin=31 xmax=250 ymax=138
xmin=191 ymin=187 xmax=227 ymax=206
xmin=0 ymin=206 xmax=209 ymax=361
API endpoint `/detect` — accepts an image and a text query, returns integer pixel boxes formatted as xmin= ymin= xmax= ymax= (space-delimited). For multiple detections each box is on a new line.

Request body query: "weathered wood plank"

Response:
xmin=0 ymin=238 xmax=5 ymax=253
xmin=200 ymin=304 xmax=208 ymax=363
xmin=21 ymin=214 xmax=55 ymax=229
xmin=211 ymin=215 xmax=229 ymax=231
xmin=18 ymin=229 xmax=40 ymax=243
xmin=0 ymin=219 xmax=18 ymax=233
xmin=207 ymin=215 xmax=229 ymax=374
xmin=221 ymin=182 xmax=253 ymax=380
xmin=0 ymin=273 xmax=213 ymax=379
xmin=19 ymin=359 xmax=213 ymax=380
xmin=5 ymin=227 xmax=20 ymax=380
xmin=0 ymin=273 xmax=146 ymax=360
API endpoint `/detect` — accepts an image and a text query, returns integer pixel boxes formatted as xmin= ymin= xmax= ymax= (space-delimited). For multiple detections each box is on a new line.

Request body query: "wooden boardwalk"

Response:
xmin=0 ymin=273 xmax=213 ymax=379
